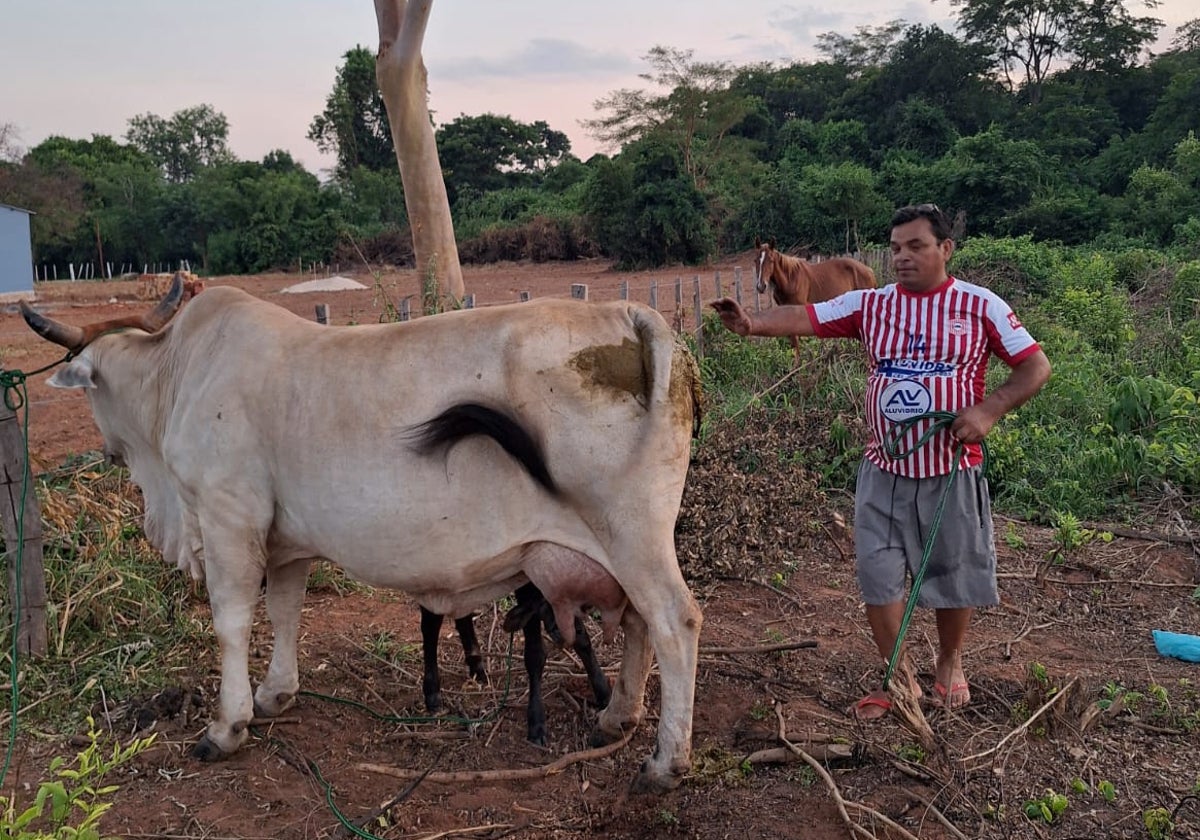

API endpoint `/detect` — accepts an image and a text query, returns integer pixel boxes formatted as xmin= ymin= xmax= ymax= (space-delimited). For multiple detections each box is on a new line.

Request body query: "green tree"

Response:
xmin=944 ymin=129 xmax=1052 ymax=231
xmin=949 ymin=0 xmax=1159 ymax=103
xmin=581 ymin=138 xmax=711 ymax=267
xmin=798 ymin=162 xmax=890 ymax=252
xmin=436 ymin=113 xmax=572 ymax=205
xmin=585 ymin=45 xmax=755 ymax=189
xmin=308 ymin=46 xmax=396 ymax=179
xmin=126 ymin=104 xmax=234 ymax=183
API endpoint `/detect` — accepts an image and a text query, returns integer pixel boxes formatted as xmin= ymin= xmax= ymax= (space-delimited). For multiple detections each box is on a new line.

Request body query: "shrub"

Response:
xmin=953 ymin=235 xmax=1063 ymax=299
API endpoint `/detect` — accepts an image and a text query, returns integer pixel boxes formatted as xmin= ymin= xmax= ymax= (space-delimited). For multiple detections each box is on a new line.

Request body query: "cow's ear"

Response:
xmin=47 ymin=356 xmax=96 ymax=389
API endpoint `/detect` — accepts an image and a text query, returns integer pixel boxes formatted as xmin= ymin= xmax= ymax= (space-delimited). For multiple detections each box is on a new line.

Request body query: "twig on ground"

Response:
xmin=962 ymin=676 xmax=1079 ymax=765
xmin=774 ymin=702 xmax=920 ymax=840
xmin=716 ymin=575 xmax=808 ymax=614
xmin=414 ymin=825 xmax=514 ymax=840
xmin=910 ymin=792 xmax=971 ymax=840
xmin=700 ymin=640 xmax=818 ymax=656
xmin=357 ymin=728 xmax=634 ymax=783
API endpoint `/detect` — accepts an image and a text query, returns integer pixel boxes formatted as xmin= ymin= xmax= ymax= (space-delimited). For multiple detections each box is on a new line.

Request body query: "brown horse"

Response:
xmin=753 ymin=237 xmax=877 ymax=363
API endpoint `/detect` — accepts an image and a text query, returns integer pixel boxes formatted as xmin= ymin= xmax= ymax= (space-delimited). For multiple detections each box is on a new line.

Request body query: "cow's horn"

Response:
xmin=20 ymin=272 xmax=186 ymax=353
xmin=139 ymin=271 xmax=186 ymax=333
xmin=20 ymin=301 xmax=86 ymax=351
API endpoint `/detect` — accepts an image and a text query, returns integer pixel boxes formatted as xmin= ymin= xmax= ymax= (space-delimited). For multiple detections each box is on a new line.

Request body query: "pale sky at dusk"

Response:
xmin=2 ymin=0 xmax=1193 ymax=177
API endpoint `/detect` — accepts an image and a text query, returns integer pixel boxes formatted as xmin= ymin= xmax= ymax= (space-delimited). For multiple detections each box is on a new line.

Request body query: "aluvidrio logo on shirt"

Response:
xmin=880 ymin=380 xmax=932 ymax=421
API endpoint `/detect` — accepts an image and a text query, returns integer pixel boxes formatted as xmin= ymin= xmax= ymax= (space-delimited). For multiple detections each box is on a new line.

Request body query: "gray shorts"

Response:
xmin=854 ymin=460 xmax=998 ymax=608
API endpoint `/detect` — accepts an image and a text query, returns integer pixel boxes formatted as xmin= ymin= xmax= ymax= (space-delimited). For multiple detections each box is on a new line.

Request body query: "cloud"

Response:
xmin=434 ymin=37 xmax=635 ymax=82
xmin=766 ymin=2 xmax=956 ymax=55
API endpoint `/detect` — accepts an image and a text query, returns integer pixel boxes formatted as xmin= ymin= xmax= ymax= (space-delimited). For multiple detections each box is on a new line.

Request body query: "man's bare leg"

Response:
xmin=933 ymin=607 xmax=973 ymax=708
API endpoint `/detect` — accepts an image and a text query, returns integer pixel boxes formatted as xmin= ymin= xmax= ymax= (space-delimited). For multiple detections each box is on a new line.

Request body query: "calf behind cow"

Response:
xmin=22 ymin=274 xmax=702 ymax=794
xmin=422 ymin=582 xmax=610 ymax=746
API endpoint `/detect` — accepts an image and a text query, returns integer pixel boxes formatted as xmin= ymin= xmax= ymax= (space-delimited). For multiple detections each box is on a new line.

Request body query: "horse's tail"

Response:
xmin=856 ymin=260 xmax=878 ymax=290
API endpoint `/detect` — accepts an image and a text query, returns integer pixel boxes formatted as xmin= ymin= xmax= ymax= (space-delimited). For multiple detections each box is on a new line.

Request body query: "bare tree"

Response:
xmin=0 ymin=122 xmax=24 ymax=163
xmin=373 ymin=0 xmax=464 ymax=307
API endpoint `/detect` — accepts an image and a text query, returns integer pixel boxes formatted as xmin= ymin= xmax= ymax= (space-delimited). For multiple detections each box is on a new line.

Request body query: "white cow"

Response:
xmin=23 ymin=275 xmax=703 ymax=794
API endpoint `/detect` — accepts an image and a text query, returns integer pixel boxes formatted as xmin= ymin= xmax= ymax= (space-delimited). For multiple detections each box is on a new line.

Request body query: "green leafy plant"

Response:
xmin=1098 ymin=779 xmax=1117 ymax=803
xmin=1143 ymin=806 xmax=1174 ymax=839
xmin=1003 ymin=522 xmax=1027 ymax=550
xmin=1023 ymin=788 xmax=1069 ymax=823
xmin=0 ymin=718 xmax=155 ymax=840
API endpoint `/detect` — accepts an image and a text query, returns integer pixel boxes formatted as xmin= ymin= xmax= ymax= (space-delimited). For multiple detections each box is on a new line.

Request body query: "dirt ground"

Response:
xmin=3 ymin=259 xmax=1200 ymax=840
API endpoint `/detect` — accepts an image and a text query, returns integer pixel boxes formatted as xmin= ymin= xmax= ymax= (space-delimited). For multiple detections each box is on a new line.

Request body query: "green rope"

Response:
xmin=879 ymin=411 xmax=990 ymax=691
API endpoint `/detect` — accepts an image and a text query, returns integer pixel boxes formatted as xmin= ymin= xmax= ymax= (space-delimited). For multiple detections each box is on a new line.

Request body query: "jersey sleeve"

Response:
xmin=808 ymin=291 xmax=866 ymax=339
xmin=982 ymin=291 xmax=1040 ymax=366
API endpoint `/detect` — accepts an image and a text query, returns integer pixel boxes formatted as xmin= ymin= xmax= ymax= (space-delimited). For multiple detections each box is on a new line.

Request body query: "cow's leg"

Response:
xmin=253 ymin=557 xmax=311 ymax=718
xmin=192 ymin=531 xmax=266 ymax=761
xmin=629 ymin=575 xmax=702 ymax=794
xmin=420 ymin=607 xmax=445 ymax=712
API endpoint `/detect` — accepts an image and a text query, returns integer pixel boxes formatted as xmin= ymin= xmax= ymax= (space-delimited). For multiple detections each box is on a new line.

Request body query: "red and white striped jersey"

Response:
xmin=807 ymin=276 xmax=1041 ymax=478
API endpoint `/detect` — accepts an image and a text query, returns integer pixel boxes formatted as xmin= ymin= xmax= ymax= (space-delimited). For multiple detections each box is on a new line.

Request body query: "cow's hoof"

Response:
xmin=191 ymin=735 xmax=227 ymax=762
xmin=630 ymin=760 xmax=684 ymax=795
xmin=253 ymin=691 xmax=295 ymax=719
xmin=588 ymin=724 xmax=624 ymax=748
xmin=527 ymin=729 xmax=548 ymax=748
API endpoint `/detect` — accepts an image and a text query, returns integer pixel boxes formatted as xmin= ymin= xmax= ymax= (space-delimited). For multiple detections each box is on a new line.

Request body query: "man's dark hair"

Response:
xmin=891 ymin=204 xmax=954 ymax=241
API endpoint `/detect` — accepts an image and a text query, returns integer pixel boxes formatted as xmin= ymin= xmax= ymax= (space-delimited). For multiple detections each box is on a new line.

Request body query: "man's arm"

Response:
xmin=952 ymin=349 xmax=1052 ymax=444
xmin=710 ymin=298 xmax=816 ymax=338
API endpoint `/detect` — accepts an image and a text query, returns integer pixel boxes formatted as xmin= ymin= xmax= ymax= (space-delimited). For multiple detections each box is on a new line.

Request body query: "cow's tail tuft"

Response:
xmin=409 ymin=403 xmax=559 ymax=496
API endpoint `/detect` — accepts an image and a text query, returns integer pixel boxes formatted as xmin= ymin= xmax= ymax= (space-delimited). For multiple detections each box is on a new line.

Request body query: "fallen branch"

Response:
xmin=745 ymin=743 xmax=853 ymax=765
xmin=701 ymin=640 xmax=818 ymax=656
xmin=717 ymin=576 xmax=807 ymax=614
xmin=774 ymin=703 xmax=920 ymax=840
xmin=357 ymin=728 xmax=634 ymax=783
xmin=962 ymin=676 xmax=1079 ymax=765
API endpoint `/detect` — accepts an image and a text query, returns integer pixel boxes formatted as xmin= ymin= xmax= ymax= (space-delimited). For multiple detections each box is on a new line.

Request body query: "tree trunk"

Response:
xmin=374 ymin=0 xmax=465 ymax=309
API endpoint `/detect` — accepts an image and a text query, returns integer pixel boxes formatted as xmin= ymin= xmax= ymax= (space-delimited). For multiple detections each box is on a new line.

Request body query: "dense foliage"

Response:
xmin=1 ymin=11 xmax=1197 ymax=273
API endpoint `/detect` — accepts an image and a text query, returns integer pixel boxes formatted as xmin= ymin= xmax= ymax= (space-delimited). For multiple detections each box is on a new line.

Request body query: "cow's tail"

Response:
xmin=409 ymin=403 xmax=559 ymax=496
xmin=631 ymin=306 xmax=704 ymax=440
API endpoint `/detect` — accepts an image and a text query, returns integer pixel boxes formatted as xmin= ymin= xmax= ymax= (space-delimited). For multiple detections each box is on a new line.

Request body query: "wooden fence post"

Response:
xmin=399 ymin=299 xmax=411 ymax=322
xmin=518 ymin=291 xmax=531 ymax=302
xmin=619 ymin=280 xmax=629 ymax=301
xmin=649 ymin=280 xmax=658 ymax=311
xmin=570 ymin=284 xmax=588 ymax=301
xmin=692 ymin=277 xmax=703 ymax=359
xmin=734 ymin=266 xmax=743 ymax=306
xmin=314 ymin=303 xmax=329 ymax=325
xmin=713 ymin=271 xmax=722 ymax=299
xmin=0 ymin=403 xmax=48 ymax=657
xmin=464 ymin=294 xmax=475 ymax=309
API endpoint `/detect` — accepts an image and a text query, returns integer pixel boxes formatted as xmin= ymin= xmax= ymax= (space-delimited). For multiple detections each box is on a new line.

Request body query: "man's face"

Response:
xmin=889 ymin=217 xmax=954 ymax=293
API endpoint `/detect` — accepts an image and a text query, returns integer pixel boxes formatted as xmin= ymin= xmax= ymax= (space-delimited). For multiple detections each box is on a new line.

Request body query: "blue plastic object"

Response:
xmin=1152 ymin=630 xmax=1200 ymax=663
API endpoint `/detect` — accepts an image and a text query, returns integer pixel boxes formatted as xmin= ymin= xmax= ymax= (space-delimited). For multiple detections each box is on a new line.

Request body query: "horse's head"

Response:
xmin=753 ymin=237 xmax=780 ymax=294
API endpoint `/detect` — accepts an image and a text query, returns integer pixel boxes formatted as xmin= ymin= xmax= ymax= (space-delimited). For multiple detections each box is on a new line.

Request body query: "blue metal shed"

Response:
xmin=0 ymin=202 xmax=35 ymax=301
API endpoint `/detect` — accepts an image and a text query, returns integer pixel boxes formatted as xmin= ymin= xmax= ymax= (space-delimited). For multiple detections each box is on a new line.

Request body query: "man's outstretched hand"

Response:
xmin=710 ymin=297 xmax=752 ymax=336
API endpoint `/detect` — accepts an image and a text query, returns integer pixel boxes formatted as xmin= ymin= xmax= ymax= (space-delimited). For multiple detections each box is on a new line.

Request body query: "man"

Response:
xmin=712 ymin=205 xmax=1051 ymax=719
